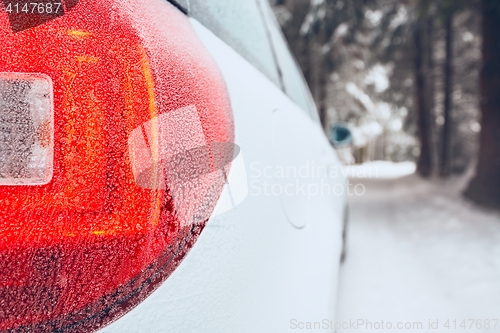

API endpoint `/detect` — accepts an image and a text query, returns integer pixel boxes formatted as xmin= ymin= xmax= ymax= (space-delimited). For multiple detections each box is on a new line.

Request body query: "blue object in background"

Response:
xmin=330 ymin=124 xmax=353 ymax=148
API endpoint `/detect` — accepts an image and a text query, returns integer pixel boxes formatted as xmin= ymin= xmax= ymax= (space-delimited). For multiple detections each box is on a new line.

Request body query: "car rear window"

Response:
xmin=257 ymin=0 xmax=320 ymax=121
xmin=189 ymin=0 xmax=281 ymax=87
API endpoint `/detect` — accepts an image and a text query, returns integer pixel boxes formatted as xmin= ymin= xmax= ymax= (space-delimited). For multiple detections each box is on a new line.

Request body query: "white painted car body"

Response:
xmin=99 ymin=2 xmax=346 ymax=332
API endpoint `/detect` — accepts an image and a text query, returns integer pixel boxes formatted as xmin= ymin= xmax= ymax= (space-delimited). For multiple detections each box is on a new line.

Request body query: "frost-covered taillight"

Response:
xmin=0 ymin=0 xmax=234 ymax=332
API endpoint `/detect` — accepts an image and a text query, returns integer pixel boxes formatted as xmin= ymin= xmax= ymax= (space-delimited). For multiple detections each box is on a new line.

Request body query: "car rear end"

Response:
xmin=0 ymin=1 xmax=236 ymax=331
xmin=0 ymin=1 xmax=346 ymax=332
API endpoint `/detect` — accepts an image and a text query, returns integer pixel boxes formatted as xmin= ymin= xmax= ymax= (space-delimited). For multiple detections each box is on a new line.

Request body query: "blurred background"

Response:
xmin=269 ymin=0 xmax=500 ymax=331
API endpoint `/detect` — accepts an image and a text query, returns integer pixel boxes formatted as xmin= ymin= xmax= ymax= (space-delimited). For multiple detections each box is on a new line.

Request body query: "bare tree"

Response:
xmin=465 ymin=0 xmax=500 ymax=208
xmin=414 ymin=12 xmax=436 ymax=177
xmin=440 ymin=8 xmax=454 ymax=177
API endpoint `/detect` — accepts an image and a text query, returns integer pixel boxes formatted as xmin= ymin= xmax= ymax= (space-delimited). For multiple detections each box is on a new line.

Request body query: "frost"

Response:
xmin=0 ymin=0 xmax=234 ymax=331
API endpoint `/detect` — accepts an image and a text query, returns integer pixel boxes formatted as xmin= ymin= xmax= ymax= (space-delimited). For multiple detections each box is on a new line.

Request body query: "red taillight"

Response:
xmin=0 ymin=0 xmax=234 ymax=332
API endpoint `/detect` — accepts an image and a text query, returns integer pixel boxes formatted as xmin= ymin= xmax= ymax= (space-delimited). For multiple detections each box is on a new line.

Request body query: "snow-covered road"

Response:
xmin=336 ymin=162 xmax=500 ymax=333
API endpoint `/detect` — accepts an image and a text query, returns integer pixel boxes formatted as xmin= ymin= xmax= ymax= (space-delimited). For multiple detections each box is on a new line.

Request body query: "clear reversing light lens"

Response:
xmin=0 ymin=73 xmax=54 ymax=186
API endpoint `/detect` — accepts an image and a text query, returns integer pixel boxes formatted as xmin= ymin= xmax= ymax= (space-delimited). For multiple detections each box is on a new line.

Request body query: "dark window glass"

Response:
xmin=189 ymin=0 xmax=281 ymax=86
xmin=169 ymin=0 xmax=189 ymax=13
xmin=258 ymin=0 xmax=320 ymax=121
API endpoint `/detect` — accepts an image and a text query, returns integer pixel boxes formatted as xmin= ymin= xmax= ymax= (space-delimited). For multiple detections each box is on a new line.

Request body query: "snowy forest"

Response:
xmin=269 ymin=0 xmax=500 ymax=209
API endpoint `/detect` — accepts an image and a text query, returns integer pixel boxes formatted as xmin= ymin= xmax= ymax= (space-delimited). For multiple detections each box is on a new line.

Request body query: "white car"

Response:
xmin=0 ymin=0 xmax=347 ymax=332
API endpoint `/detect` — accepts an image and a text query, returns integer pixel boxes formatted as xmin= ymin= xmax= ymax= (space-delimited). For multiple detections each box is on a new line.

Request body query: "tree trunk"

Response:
xmin=440 ymin=11 xmax=454 ymax=177
xmin=465 ymin=0 xmax=500 ymax=208
xmin=309 ymin=26 xmax=328 ymax=130
xmin=414 ymin=16 xmax=435 ymax=177
xmin=317 ymin=53 xmax=328 ymax=130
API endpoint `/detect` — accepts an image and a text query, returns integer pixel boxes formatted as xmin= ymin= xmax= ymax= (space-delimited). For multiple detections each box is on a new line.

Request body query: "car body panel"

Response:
xmin=99 ymin=15 xmax=345 ymax=333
